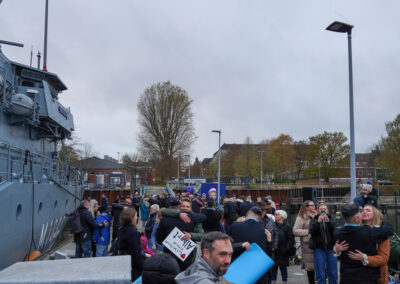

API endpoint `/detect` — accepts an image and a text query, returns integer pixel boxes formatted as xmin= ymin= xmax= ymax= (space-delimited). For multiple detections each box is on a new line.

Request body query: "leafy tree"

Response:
xmin=137 ymin=81 xmax=195 ymax=160
xmin=265 ymin=134 xmax=296 ymax=181
xmin=374 ymin=114 xmax=400 ymax=186
xmin=294 ymin=140 xmax=309 ymax=180
xmin=234 ymin=137 xmax=259 ymax=179
xmin=137 ymin=81 xmax=195 ymax=182
xmin=204 ymin=160 xmax=217 ymax=178
xmin=122 ymin=153 xmax=143 ymax=186
xmin=305 ymin=131 xmax=350 ymax=181
xmin=154 ymin=155 xmax=177 ymax=185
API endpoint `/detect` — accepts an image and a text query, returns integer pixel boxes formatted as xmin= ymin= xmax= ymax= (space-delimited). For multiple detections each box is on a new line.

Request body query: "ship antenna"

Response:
xmin=43 ymin=0 xmax=49 ymax=71
xmin=37 ymin=51 xmax=41 ymax=70
xmin=30 ymin=46 xmax=33 ymax=67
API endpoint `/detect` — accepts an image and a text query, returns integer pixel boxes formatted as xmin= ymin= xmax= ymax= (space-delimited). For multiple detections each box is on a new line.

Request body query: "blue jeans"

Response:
xmin=314 ymin=248 xmax=338 ymax=284
xmin=271 ymin=264 xmax=288 ymax=281
xmin=75 ymin=240 xmax=92 ymax=258
xmin=96 ymin=244 xmax=109 ymax=257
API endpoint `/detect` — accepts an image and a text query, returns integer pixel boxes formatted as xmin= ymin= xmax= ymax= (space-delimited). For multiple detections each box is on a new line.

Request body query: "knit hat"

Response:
xmin=275 ymin=210 xmax=287 ymax=220
xmin=361 ymin=184 xmax=373 ymax=193
xmin=150 ymin=204 xmax=160 ymax=211
xmin=209 ymin=188 xmax=217 ymax=194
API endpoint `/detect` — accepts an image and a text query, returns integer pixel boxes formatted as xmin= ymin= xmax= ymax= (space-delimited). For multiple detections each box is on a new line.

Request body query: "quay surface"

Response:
xmin=10 ymin=237 xmax=309 ymax=283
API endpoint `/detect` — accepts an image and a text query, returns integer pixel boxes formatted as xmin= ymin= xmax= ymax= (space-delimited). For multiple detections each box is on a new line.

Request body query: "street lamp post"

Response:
xmin=212 ymin=130 xmax=221 ymax=203
xmin=257 ymin=150 xmax=265 ymax=187
xmin=185 ymin=154 xmax=191 ymax=184
xmin=177 ymin=156 xmax=180 ymax=189
xmin=326 ymin=21 xmax=356 ymax=201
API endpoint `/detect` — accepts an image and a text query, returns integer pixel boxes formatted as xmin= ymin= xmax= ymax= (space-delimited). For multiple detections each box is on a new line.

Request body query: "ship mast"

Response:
xmin=43 ymin=0 xmax=49 ymax=71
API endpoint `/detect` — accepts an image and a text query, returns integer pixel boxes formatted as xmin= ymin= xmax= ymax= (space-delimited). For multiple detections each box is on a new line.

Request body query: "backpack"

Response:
xmin=71 ymin=209 xmax=83 ymax=233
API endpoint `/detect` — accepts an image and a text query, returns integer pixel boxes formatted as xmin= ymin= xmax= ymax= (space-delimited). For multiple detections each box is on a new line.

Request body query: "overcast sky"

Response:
xmin=1 ymin=1 xmax=399 ymax=162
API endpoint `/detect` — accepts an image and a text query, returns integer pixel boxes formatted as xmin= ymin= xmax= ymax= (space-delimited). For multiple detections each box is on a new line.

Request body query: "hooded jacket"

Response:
xmin=93 ymin=212 xmax=113 ymax=246
xmin=140 ymin=236 xmax=155 ymax=256
xmin=175 ymin=257 xmax=231 ymax=284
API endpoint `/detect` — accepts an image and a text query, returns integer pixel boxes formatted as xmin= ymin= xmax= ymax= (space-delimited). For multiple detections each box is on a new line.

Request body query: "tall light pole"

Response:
xmin=177 ymin=156 xmax=180 ymax=189
xmin=257 ymin=150 xmax=265 ymax=186
xmin=326 ymin=21 xmax=356 ymax=201
xmin=212 ymin=130 xmax=221 ymax=203
xmin=185 ymin=154 xmax=191 ymax=184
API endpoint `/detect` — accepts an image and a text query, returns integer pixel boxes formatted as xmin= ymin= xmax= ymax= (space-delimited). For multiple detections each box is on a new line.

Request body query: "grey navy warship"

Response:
xmin=0 ymin=5 xmax=83 ymax=269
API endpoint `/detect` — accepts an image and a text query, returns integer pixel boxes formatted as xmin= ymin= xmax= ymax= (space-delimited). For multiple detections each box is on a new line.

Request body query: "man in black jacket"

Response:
xmin=334 ymin=203 xmax=393 ymax=284
xmin=228 ymin=206 xmax=270 ymax=284
xmin=239 ymin=195 xmax=255 ymax=217
xmin=74 ymin=200 xmax=108 ymax=258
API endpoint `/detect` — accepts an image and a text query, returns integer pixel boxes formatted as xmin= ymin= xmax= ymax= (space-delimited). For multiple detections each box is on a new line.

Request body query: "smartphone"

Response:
xmin=321 ymin=209 xmax=326 ymax=215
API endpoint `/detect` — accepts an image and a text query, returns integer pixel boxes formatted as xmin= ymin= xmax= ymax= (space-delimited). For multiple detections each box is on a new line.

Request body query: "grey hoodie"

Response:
xmin=175 ymin=257 xmax=231 ymax=284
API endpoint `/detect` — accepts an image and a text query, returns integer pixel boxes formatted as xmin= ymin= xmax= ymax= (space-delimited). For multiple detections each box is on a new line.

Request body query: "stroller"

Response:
xmin=289 ymin=243 xmax=302 ymax=265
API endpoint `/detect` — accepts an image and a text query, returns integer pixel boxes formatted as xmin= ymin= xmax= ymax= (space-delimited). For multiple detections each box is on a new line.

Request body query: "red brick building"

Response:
xmin=75 ymin=155 xmax=155 ymax=188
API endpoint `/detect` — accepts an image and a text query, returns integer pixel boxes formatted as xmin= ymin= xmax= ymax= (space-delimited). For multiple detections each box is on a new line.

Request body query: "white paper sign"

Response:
xmin=162 ymin=227 xmax=197 ymax=261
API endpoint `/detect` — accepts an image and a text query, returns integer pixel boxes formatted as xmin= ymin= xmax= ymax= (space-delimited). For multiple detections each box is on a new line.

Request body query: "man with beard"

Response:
xmin=175 ymin=232 xmax=233 ymax=284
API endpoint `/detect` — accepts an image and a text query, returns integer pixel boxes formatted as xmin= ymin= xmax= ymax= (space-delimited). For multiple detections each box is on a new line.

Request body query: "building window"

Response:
xmin=358 ymin=169 xmax=363 ymax=176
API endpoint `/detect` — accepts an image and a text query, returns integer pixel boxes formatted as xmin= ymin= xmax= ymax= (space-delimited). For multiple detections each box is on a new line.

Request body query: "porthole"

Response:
xmin=16 ymin=204 xmax=22 ymax=220
xmin=38 ymin=202 xmax=43 ymax=215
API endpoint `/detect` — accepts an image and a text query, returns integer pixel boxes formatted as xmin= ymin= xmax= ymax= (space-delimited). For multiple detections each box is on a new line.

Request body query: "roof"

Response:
xmin=212 ymin=143 xmax=267 ymax=157
xmin=74 ymin=156 xmax=127 ymax=170
xmin=355 ymin=153 xmax=371 ymax=162
xmin=11 ymin=61 xmax=67 ymax=91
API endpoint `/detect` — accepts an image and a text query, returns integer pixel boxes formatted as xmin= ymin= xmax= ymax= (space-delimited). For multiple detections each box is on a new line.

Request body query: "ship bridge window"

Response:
xmin=22 ymin=81 xmax=35 ymax=87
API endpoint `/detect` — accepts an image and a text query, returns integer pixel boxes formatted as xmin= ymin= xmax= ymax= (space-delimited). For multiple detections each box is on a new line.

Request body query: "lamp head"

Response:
xmin=326 ymin=21 xmax=353 ymax=34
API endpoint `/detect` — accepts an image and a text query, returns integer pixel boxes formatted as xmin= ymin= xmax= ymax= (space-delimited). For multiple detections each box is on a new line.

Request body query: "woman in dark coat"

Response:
xmin=272 ymin=210 xmax=295 ymax=284
xmin=118 ymin=207 xmax=145 ymax=281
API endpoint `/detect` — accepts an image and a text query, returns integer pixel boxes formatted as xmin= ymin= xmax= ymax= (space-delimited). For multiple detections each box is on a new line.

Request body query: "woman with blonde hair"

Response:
xmin=346 ymin=205 xmax=390 ymax=284
xmin=293 ymin=200 xmax=317 ymax=284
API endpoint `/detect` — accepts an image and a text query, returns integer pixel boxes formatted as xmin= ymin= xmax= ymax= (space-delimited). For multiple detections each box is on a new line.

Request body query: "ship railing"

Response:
xmin=0 ymin=140 xmax=81 ymax=186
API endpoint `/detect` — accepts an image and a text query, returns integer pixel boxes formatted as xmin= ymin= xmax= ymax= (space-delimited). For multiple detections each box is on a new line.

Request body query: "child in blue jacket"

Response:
xmin=93 ymin=210 xmax=113 ymax=256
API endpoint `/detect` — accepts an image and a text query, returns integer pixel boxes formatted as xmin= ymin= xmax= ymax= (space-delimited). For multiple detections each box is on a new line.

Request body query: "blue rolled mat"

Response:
xmin=132 ymin=275 xmax=142 ymax=284
xmin=225 ymin=243 xmax=275 ymax=284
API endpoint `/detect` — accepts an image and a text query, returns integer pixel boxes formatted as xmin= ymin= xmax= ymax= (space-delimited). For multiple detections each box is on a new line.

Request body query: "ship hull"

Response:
xmin=0 ymin=181 xmax=83 ymax=270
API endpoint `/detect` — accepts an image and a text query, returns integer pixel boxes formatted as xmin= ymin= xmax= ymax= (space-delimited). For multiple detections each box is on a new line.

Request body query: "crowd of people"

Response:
xmin=71 ymin=186 xmax=394 ymax=284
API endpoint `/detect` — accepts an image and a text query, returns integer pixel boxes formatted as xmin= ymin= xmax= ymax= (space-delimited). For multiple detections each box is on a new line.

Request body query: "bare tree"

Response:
xmin=137 ymin=81 xmax=195 ymax=161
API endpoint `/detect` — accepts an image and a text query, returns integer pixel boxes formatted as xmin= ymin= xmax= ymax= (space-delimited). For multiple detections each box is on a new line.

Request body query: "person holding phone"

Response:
xmin=309 ymin=201 xmax=338 ymax=284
